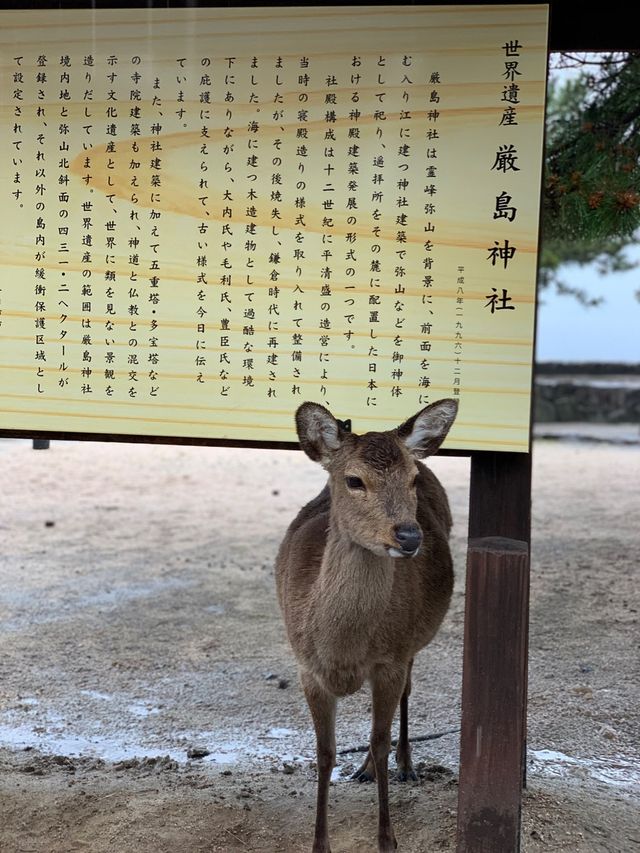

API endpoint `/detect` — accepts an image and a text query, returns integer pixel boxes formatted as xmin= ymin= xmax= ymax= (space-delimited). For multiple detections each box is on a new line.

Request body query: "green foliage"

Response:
xmin=541 ymin=53 xmax=640 ymax=297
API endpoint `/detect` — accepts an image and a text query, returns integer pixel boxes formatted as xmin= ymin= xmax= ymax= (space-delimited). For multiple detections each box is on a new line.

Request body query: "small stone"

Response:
xmin=530 ymin=829 xmax=544 ymax=842
xmin=114 ymin=758 xmax=139 ymax=770
xmin=187 ymin=746 xmax=211 ymax=759
xmin=598 ymin=725 xmax=617 ymax=741
xmin=282 ymin=762 xmax=295 ymax=775
xmin=278 ymin=678 xmax=290 ymax=689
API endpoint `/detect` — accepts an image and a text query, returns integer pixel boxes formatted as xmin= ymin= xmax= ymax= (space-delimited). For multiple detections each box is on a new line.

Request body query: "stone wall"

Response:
xmin=534 ymin=364 xmax=640 ymax=423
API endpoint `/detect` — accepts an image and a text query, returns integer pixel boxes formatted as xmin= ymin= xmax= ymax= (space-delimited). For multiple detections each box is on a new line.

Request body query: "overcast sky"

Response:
xmin=535 ymin=250 xmax=640 ymax=363
xmin=535 ymin=60 xmax=639 ymax=364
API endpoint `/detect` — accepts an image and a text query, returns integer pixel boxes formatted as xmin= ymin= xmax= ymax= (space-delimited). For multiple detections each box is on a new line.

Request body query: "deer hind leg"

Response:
xmin=395 ymin=658 xmax=418 ymax=782
xmin=301 ymin=669 xmax=337 ymax=853
xmin=352 ymin=658 xmax=415 ymax=785
xmin=370 ymin=664 xmax=406 ymax=853
xmin=351 ymin=747 xmax=376 ymax=783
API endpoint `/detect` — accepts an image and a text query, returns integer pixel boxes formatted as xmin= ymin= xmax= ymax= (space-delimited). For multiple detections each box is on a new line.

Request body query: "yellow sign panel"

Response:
xmin=0 ymin=5 xmax=549 ymax=451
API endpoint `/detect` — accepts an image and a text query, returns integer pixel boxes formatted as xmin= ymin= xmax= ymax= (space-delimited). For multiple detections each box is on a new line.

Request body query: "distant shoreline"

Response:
xmin=536 ymin=361 xmax=639 ymax=376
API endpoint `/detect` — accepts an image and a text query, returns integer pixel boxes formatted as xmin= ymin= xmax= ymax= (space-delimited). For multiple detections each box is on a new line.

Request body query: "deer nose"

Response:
xmin=393 ymin=523 xmax=423 ymax=555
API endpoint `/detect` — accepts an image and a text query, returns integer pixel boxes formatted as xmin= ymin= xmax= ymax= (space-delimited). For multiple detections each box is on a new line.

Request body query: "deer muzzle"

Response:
xmin=388 ymin=523 xmax=423 ymax=558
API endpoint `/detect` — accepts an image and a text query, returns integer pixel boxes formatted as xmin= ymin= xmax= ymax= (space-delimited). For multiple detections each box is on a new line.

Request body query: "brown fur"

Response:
xmin=275 ymin=400 xmax=458 ymax=853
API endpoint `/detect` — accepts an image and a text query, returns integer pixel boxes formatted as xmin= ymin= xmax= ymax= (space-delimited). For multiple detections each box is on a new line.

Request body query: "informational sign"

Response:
xmin=0 ymin=5 xmax=549 ymax=451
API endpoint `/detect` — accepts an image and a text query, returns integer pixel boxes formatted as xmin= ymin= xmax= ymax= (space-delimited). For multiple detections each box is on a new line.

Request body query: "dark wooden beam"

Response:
xmin=457 ymin=536 xmax=530 ymax=853
xmin=467 ymin=451 xmax=532 ymax=543
xmin=457 ymin=451 xmax=532 ymax=852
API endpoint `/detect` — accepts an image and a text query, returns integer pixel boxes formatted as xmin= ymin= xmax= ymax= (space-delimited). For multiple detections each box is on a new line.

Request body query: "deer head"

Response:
xmin=295 ymin=399 xmax=458 ymax=559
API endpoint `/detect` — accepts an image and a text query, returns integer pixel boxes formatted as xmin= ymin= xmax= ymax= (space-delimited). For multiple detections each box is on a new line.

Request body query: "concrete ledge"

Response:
xmin=533 ymin=422 xmax=639 ymax=445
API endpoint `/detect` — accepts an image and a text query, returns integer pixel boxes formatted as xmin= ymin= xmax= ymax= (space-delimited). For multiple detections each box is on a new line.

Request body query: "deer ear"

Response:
xmin=398 ymin=398 xmax=458 ymax=458
xmin=295 ymin=402 xmax=344 ymax=466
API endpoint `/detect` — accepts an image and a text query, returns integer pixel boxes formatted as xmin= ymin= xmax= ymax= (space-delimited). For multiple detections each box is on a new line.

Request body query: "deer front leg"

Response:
xmin=395 ymin=658 xmax=418 ymax=782
xmin=301 ymin=669 xmax=337 ymax=853
xmin=370 ymin=664 xmax=406 ymax=853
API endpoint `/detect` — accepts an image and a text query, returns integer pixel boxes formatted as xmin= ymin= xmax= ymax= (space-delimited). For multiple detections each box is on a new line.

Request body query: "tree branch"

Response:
xmin=337 ymin=727 xmax=459 ymax=756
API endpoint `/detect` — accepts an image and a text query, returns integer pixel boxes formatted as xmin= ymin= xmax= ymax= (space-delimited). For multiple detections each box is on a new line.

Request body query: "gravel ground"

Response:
xmin=0 ymin=431 xmax=638 ymax=852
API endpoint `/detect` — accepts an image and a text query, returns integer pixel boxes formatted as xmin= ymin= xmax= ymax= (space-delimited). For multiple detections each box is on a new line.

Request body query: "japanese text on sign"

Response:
xmin=0 ymin=5 xmax=549 ymax=451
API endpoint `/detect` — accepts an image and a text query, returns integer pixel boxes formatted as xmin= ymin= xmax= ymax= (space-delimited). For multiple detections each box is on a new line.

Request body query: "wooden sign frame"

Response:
xmin=0 ymin=4 xmax=548 ymax=454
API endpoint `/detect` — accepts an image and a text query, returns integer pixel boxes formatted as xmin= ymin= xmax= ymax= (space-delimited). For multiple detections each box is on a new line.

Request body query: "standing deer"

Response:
xmin=276 ymin=399 xmax=458 ymax=852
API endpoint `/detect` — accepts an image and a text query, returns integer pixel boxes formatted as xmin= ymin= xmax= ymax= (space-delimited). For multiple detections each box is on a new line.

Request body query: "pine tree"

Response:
xmin=541 ymin=52 xmax=640 ymax=299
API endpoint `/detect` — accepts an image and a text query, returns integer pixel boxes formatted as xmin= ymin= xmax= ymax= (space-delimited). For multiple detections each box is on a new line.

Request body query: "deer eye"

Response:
xmin=345 ymin=475 xmax=366 ymax=491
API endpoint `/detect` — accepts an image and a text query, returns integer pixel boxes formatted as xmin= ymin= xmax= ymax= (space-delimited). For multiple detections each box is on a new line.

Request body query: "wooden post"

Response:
xmin=456 ymin=452 xmax=532 ymax=853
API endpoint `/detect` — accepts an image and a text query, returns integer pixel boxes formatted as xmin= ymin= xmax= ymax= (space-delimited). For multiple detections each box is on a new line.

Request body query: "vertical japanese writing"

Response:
xmin=32 ymin=55 xmax=49 ymax=394
xmin=485 ymin=38 xmax=524 ymax=311
xmin=104 ymin=54 xmax=121 ymax=400
xmin=453 ymin=265 xmax=464 ymax=398
xmin=191 ymin=56 xmax=211 ymax=391
xmin=80 ymin=54 xmax=96 ymax=397
xmin=317 ymin=59 xmax=335 ymax=407
xmin=241 ymin=57 xmax=256 ymax=397
xmin=8 ymin=56 xmax=26 ymax=355
xmin=146 ymin=58 xmax=162 ymax=400
xmin=219 ymin=56 xmax=235 ymax=400
xmin=391 ymin=53 xmax=405 ymax=405
xmin=416 ymin=70 xmax=442 ymax=407
xmin=267 ymin=56 xmax=284 ymax=402
xmin=290 ymin=55 xmax=309 ymax=401
xmin=367 ymin=54 xmax=383 ymax=409
xmin=57 ymin=54 xmax=72 ymax=397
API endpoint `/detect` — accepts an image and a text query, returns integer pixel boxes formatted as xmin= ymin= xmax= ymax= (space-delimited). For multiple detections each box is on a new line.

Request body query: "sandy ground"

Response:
xmin=0 ymin=430 xmax=638 ymax=852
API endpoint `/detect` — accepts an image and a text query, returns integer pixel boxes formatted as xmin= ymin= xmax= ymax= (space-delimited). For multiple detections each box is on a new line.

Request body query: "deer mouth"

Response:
xmin=386 ymin=545 xmax=421 ymax=559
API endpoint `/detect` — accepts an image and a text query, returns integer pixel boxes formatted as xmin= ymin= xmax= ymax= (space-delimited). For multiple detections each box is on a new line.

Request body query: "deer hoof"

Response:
xmin=351 ymin=766 xmax=376 ymax=783
xmin=396 ymin=767 xmax=419 ymax=783
xmin=351 ymin=752 xmax=376 ymax=782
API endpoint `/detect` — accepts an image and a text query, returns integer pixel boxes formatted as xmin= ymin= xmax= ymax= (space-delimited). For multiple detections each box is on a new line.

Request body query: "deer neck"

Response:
xmin=304 ymin=518 xmax=398 ymax=695
xmin=315 ymin=527 xmax=395 ymax=636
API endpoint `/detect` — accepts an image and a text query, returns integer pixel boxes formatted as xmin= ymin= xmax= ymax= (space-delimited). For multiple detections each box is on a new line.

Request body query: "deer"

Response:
xmin=275 ymin=398 xmax=458 ymax=853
